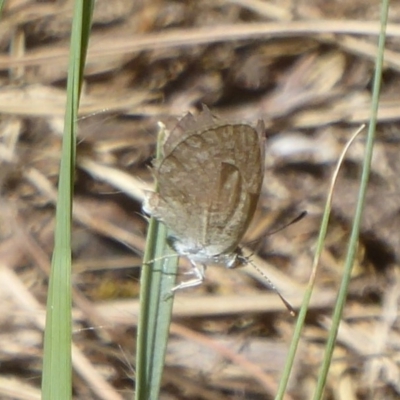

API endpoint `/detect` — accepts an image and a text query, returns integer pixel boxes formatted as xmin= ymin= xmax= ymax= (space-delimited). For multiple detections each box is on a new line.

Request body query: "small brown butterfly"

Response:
xmin=143 ymin=106 xmax=265 ymax=289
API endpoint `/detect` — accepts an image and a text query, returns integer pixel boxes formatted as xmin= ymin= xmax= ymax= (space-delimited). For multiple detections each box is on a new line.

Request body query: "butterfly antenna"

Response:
xmin=244 ymin=211 xmax=307 ymax=261
xmin=268 ymin=210 xmax=307 ymax=236
xmin=245 ymin=257 xmax=296 ymax=316
xmin=240 ymin=211 xmax=306 ymax=314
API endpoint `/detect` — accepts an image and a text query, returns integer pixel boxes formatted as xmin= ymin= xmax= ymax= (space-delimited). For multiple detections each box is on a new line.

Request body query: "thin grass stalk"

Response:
xmin=135 ymin=124 xmax=179 ymax=400
xmin=275 ymin=125 xmax=364 ymax=400
xmin=312 ymin=1 xmax=390 ymax=398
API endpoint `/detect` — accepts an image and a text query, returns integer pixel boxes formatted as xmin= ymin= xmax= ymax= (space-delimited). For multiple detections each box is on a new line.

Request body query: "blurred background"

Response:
xmin=0 ymin=0 xmax=400 ymax=399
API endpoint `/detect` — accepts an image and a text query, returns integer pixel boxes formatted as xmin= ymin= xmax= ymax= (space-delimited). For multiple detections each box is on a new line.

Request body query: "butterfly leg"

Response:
xmin=171 ymin=262 xmax=205 ymax=291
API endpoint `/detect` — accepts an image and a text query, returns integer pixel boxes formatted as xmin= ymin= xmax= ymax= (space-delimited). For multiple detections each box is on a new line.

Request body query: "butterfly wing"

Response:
xmin=148 ymin=122 xmax=265 ymax=258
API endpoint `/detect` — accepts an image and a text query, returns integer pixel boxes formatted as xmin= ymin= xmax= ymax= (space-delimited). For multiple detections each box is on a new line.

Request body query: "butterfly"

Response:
xmin=143 ymin=106 xmax=265 ymax=289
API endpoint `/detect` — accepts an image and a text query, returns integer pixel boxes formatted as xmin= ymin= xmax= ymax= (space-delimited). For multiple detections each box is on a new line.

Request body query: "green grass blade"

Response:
xmin=135 ymin=125 xmax=179 ymax=400
xmin=275 ymin=125 xmax=364 ymax=400
xmin=312 ymin=1 xmax=390 ymax=398
xmin=41 ymin=2 xmax=94 ymax=399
